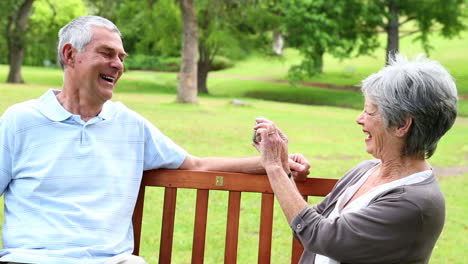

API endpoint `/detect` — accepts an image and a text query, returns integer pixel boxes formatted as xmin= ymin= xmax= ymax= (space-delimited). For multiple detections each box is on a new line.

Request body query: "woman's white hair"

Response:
xmin=361 ymin=53 xmax=458 ymax=159
xmin=57 ymin=15 xmax=121 ymax=68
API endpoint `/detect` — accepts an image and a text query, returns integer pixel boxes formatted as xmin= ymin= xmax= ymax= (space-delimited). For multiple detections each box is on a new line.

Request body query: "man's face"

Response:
xmin=72 ymin=26 xmax=127 ymax=103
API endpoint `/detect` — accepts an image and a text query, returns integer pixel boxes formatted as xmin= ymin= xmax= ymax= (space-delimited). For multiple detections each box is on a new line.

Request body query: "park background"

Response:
xmin=0 ymin=0 xmax=467 ymax=263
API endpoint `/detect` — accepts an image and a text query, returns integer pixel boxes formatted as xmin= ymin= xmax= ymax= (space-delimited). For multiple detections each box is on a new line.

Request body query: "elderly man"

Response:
xmin=0 ymin=16 xmax=309 ymax=264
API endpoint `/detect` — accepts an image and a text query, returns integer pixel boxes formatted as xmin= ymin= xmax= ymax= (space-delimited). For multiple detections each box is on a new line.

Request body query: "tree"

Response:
xmin=4 ymin=0 xmax=35 ymax=83
xmin=116 ymin=0 xmax=181 ymax=57
xmin=280 ymin=0 xmax=381 ymax=78
xmin=376 ymin=0 xmax=466 ymax=64
xmin=27 ymin=0 xmax=86 ymax=66
xmin=177 ymin=0 xmax=198 ymax=103
xmin=196 ymin=0 xmax=280 ymax=94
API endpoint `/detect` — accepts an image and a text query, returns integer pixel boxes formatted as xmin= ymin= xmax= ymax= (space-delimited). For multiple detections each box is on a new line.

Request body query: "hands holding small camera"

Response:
xmin=253 ymin=117 xmax=310 ymax=180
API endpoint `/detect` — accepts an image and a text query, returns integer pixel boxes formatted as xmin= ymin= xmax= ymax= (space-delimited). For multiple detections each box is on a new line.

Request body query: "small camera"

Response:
xmin=252 ymin=128 xmax=261 ymax=143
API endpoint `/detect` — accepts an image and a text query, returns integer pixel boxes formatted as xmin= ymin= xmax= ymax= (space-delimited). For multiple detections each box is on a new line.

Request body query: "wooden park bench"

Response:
xmin=132 ymin=169 xmax=338 ymax=263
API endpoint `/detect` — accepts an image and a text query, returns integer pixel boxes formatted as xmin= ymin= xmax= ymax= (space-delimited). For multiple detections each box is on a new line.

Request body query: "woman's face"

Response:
xmin=356 ymin=98 xmax=401 ymax=159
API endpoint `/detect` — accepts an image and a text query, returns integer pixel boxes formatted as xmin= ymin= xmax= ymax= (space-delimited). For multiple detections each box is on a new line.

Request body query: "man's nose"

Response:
xmin=111 ymin=57 xmax=124 ymax=72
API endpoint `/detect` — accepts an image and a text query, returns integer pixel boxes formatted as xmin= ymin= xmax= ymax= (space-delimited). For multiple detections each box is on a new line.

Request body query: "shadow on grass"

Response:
xmin=117 ymin=79 xmax=177 ymax=94
xmin=244 ymin=89 xmax=364 ymax=109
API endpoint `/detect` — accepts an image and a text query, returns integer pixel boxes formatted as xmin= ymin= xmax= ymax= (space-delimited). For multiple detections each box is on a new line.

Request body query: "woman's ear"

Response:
xmin=395 ymin=117 xmax=412 ymax=137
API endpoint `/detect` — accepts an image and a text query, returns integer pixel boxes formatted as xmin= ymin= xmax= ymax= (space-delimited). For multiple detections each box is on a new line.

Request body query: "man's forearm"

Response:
xmin=180 ymin=155 xmax=266 ymax=174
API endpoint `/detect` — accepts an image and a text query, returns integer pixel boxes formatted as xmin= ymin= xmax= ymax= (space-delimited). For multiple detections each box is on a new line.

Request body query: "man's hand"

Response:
xmin=288 ymin=153 xmax=311 ymax=181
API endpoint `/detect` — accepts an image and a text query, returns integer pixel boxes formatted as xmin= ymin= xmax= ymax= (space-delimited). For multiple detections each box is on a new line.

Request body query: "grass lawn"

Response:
xmin=217 ymin=30 xmax=468 ymax=95
xmin=1 ymin=30 xmax=467 ymax=116
xmin=0 ymin=32 xmax=467 ymax=262
xmin=1 ymin=82 xmax=467 ymax=263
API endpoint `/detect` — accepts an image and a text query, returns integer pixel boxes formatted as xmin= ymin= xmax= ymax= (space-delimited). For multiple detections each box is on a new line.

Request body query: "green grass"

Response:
xmin=217 ymin=30 xmax=468 ymax=95
xmin=0 ymin=32 xmax=467 ymax=261
xmin=2 ymin=30 xmax=466 ymax=115
xmin=1 ymin=83 xmax=467 ymax=263
xmin=431 ymin=174 xmax=468 ymax=264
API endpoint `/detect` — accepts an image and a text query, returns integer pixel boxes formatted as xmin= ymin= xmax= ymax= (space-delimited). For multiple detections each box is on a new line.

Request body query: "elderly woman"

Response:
xmin=254 ymin=54 xmax=457 ymax=264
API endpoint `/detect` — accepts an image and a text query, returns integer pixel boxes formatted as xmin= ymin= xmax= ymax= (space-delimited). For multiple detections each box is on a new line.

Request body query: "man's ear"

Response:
xmin=62 ymin=43 xmax=75 ymax=67
xmin=395 ymin=117 xmax=412 ymax=137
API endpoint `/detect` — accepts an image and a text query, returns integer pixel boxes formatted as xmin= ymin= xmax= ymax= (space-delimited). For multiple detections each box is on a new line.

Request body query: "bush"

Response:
xmin=124 ymin=55 xmax=180 ymax=72
xmin=210 ymin=56 xmax=234 ymax=71
xmin=124 ymin=54 xmax=233 ymax=72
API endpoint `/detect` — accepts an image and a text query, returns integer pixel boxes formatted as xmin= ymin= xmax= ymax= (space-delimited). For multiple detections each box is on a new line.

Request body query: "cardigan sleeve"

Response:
xmin=290 ymin=190 xmax=421 ymax=263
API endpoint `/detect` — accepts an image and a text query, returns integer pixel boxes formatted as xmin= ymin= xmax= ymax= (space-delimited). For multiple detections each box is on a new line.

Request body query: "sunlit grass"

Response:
xmin=1 ymin=83 xmax=467 ymax=263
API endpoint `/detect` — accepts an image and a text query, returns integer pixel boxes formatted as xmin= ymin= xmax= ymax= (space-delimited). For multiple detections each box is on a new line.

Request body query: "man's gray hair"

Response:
xmin=57 ymin=15 xmax=121 ymax=67
xmin=361 ymin=53 xmax=458 ymax=159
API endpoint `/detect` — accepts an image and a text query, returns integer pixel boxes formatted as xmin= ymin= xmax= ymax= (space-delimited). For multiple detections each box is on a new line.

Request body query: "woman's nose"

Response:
xmin=356 ymin=111 xmax=364 ymax=125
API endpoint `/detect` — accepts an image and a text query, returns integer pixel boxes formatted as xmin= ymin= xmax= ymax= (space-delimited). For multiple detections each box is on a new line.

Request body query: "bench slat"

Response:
xmin=159 ymin=187 xmax=177 ymax=263
xmin=133 ymin=170 xmax=339 ymax=263
xmin=291 ymin=195 xmax=308 ymax=264
xmin=192 ymin=189 xmax=209 ymax=264
xmin=142 ymin=169 xmax=335 ymax=196
xmin=132 ymin=184 xmax=146 ymax=256
xmin=258 ymin=193 xmax=274 ymax=264
xmin=225 ymin=191 xmax=241 ymax=264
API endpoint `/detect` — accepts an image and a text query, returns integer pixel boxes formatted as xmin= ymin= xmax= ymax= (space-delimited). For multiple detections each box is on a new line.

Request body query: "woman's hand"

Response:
xmin=253 ymin=117 xmax=289 ymax=173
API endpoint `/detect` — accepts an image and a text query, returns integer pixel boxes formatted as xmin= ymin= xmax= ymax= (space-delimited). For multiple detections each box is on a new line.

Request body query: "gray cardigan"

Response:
xmin=291 ymin=160 xmax=445 ymax=264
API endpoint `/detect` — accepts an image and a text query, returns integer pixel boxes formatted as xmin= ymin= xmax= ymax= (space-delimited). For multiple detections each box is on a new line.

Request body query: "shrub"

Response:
xmin=124 ymin=55 xmax=180 ymax=72
xmin=210 ymin=56 xmax=234 ymax=71
xmin=124 ymin=54 xmax=233 ymax=72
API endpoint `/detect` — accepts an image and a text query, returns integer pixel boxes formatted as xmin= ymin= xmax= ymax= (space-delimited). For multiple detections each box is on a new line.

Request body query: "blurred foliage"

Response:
xmin=123 ymin=54 xmax=233 ymax=72
xmin=0 ymin=0 xmax=466 ymax=82
xmin=280 ymin=0 xmax=382 ymax=79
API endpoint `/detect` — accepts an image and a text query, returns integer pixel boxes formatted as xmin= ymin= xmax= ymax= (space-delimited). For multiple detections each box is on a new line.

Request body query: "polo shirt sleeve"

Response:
xmin=0 ymin=109 xmax=14 ymax=195
xmin=142 ymin=118 xmax=187 ymax=170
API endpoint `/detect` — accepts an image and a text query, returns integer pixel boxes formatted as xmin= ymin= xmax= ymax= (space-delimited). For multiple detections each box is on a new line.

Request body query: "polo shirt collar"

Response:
xmin=39 ymin=89 xmax=72 ymax=122
xmin=39 ymin=89 xmax=117 ymax=122
xmin=98 ymin=100 xmax=117 ymax=120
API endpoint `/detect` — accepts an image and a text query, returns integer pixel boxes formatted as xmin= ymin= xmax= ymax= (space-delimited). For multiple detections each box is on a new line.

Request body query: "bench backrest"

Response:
xmin=132 ymin=169 xmax=338 ymax=263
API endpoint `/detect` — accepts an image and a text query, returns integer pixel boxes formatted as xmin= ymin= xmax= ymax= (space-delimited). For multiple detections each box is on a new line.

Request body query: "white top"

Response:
xmin=315 ymin=163 xmax=432 ymax=264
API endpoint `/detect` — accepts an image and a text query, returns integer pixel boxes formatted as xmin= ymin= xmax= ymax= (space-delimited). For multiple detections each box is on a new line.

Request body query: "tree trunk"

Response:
xmin=272 ymin=30 xmax=284 ymax=55
xmin=316 ymin=48 xmax=325 ymax=74
xmin=6 ymin=0 xmax=34 ymax=83
xmin=177 ymin=0 xmax=199 ymax=104
xmin=386 ymin=0 xmax=399 ymax=65
xmin=197 ymin=58 xmax=211 ymax=94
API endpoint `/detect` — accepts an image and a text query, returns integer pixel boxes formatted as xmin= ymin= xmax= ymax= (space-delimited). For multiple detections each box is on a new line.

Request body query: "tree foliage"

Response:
xmin=195 ymin=0 xmax=283 ymax=93
xmin=279 ymin=0 xmax=381 ymax=79
xmin=0 ymin=0 xmax=86 ymax=68
xmin=28 ymin=0 xmax=87 ymax=66
xmin=374 ymin=0 xmax=466 ymax=63
xmin=110 ymin=0 xmax=181 ymax=56
xmin=3 ymin=0 xmax=35 ymax=83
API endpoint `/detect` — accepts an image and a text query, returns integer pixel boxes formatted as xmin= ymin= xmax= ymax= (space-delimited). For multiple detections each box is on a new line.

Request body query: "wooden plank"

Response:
xmin=132 ymin=184 xmax=146 ymax=256
xmin=159 ymin=187 xmax=177 ymax=264
xmin=258 ymin=193 xmax=274 ymax=264
xmin=291 ymin=195 xmax=308 ymax=264
xmin=192 ymin=189 xmax=209 ymax=264
xmin=224 ymin=191 xmax=241 ymax=264
xmin=142 ymin=169 xmax=337 ymax=196
xmin=291 ymin=237 xmax=303 ymax=264
xmin=132 ymin=170 xmax=338 ymax=261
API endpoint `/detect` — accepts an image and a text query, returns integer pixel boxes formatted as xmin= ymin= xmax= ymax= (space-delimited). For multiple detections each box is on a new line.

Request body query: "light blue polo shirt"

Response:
xmin=0 ymin=89 xmax=187 ymax=264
